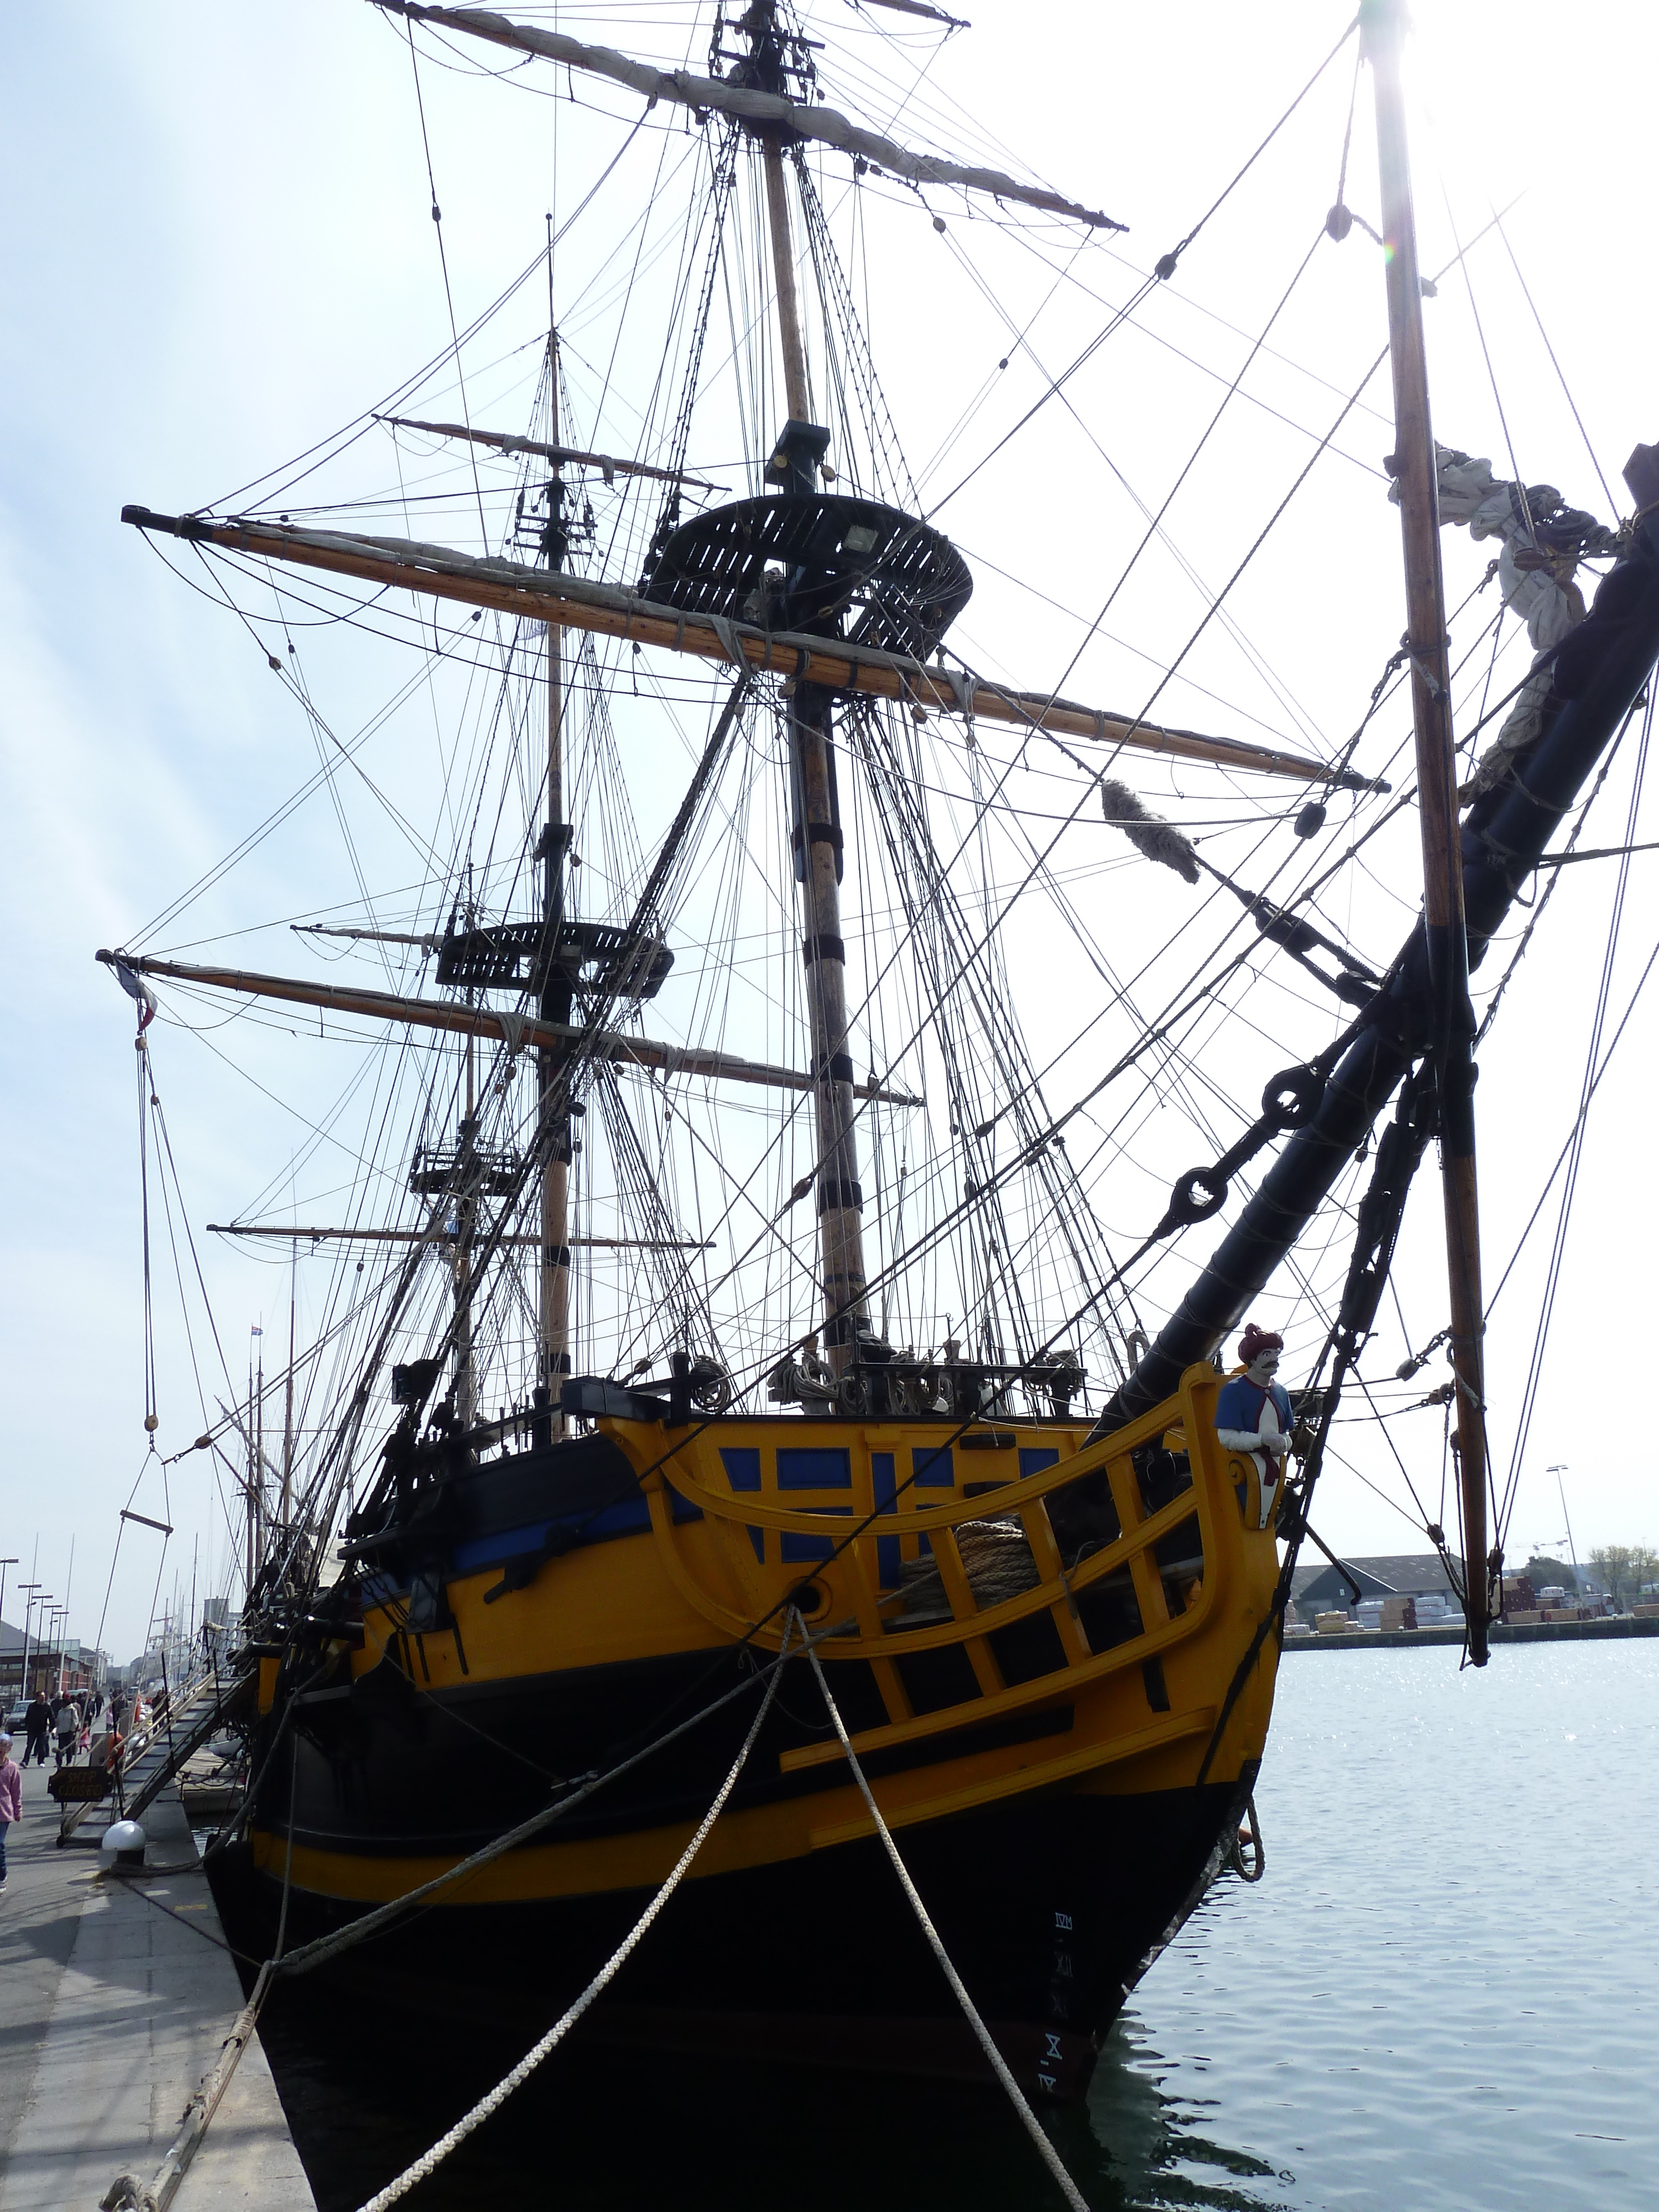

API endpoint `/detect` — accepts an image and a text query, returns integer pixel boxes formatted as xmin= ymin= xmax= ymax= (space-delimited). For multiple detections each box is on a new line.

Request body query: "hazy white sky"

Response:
xmin=4 ymin=1 xmax=1657 ymax=1661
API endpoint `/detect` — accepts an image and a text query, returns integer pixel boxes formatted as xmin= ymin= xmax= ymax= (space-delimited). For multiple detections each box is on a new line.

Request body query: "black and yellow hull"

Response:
xmin=244 ymin=1363 xmax=1280 ymax=2100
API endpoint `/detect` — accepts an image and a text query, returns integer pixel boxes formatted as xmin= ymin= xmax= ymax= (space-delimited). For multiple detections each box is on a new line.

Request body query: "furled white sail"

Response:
xmin=1396 ymin=445 xmax=1618 ymax=801
xmin=378 ymin=4 xmax=1123 ymax=231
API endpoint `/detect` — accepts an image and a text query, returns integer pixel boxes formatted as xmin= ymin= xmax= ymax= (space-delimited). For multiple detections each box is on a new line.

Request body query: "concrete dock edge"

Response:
xmin=0 ymin=1767 xmax=315 ymax=2211
xmin=1283 ymin=1614 xmax=1659 ymax=1651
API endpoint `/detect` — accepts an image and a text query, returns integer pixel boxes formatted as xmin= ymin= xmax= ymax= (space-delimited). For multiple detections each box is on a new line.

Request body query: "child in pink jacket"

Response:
xmin=0 ymin=1733 xmax=22 ymax=1895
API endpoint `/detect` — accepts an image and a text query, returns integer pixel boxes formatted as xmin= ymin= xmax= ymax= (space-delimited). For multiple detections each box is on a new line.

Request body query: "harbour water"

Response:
xmin=255 ymin=1641 xmax=1659 ymax=2209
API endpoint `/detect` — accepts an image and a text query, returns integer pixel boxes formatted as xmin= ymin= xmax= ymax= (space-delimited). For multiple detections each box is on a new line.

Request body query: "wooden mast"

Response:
xmin=1365 ymin=0 xmax=1491 ymax=1661
xmin=454 ymin=986 xmax=478 ymax=1429
xmin=95 ymin=951 xmax=925 ymax=1105
xmin=281 ymin=1247 xmax=296 ymax=1531
xmin=754 ymin=6 xmax=870 ymax=1378
xmin=246 ymin=1341 xmax=259 ymax=1601
xmin=762 ymin=134 xmax=811 ymax=426
xmin=122 ymin=507 xmax=1380 ymax=790
xmin=539 ymin=325 xmax=571 ymax=1436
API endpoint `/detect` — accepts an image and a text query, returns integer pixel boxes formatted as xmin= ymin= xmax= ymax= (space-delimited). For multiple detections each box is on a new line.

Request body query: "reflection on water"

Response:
xmin=255 ymin=1994 xmax=1288 ymax=2212
xmin=1085 ymin=2018 xmax=1293 ymax=2210
xmin=254 ymin=1644 xmax=1659 ymax=2211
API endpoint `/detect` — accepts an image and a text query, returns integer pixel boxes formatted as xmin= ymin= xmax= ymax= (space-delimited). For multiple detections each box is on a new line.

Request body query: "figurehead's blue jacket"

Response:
xmin=1214 ymin=1374 xmax=1293 ymax=1434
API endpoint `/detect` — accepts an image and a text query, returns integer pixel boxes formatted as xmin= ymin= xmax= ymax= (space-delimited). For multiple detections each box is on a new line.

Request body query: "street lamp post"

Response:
xmin=20 ymin=1589 xmax=46 ymax=1703
xmin=0 ymin=1560 xmax=17 ymax=1704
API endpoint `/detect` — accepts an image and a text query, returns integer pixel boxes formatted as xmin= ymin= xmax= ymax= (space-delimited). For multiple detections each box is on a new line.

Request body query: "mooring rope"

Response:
xmin=274 ymin=1620 xmax=816 ymax=1977
xmin=801 ymin=1624 xmax=1091 ymax=2212
xmin=352 ymin=1615 xmax=795 ymax=2212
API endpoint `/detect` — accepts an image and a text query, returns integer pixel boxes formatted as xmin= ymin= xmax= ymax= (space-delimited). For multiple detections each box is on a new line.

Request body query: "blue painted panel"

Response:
xmin=777 ymin=1447 xmax=852 ymax=1490
xmin=1019 ymin=1447 xmax=1060 ymax=1480
xmin=781 ymin=1505 xmax=851 ymax=1563
xmin=720 ymin=1447 xmax=763 ymax=1492
xmin=583 ymin=1497 xmax=655 ymax=1540
xmin=872 ymin=1451 xmax=901 ymax=1589
xmin=747 ymin=1525 xmax=765 ymax=1564
xmin=448 ymin=1484 xmax=698 ymax=1578
xmin=453 ymin=1520 xmax=553 ymax=1574
xmin=911 ymin=1444 xmax=955 ymax=1487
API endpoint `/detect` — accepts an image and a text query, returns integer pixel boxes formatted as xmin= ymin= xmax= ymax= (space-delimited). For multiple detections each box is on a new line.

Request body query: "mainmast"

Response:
xmin=538 ymin=327 xmax=572 ymax=1435
xmin=1365 ymin=0 xmax=1491 ymax=1661
xmin=747 ymin=0 xmax=870 ymax=1375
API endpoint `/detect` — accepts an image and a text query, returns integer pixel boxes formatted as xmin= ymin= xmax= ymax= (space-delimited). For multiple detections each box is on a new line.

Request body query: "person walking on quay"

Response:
xmin=22 ymin=1692 xmax=50 ymax=1767
xmin=53 ymin=1697 xmax=81 ymax=1770
xmin=0 ymin=1733 xmax=22 ymax=1896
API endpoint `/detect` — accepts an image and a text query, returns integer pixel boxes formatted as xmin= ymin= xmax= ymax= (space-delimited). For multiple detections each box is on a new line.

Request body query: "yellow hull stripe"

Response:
xmin=252 ymin=1704 xmax=1230 ymax=1908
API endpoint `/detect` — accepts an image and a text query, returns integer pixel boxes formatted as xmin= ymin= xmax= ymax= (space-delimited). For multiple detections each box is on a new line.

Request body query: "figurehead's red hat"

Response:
xmin=1237 ymin=1323 xmax=1284 ymax=1366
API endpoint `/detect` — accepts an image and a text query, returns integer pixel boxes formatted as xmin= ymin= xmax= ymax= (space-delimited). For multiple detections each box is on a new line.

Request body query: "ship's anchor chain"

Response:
xmin=1151 ymin=1061 xmax=1327 ymax=1240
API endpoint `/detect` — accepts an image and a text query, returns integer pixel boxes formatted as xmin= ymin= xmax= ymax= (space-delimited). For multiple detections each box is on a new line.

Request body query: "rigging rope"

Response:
xmin=1497 ymin=682 xmax=1655 ymax=1547
xmin=126 ymin=12 xmax=1550 ymax=1590
xmin=273 ymin=1609 xmax=826 ymax=1974
xmin=931 ymin=13 xmax=1359 ymax=514
xmin=802 ymin=1626 xmax=1090 ymax=2212
xmin=1491 ymin=210 xmax=1619 ymax=519
xmin=1474 ymin=710 xmax=1629 ymax=1044
xmin=137 ymin=1032 xmax=159 ymax=1438
xmin=1193 ymin=1063 xmax=1443 ymax=1761
xmin=400 ymin=17 xmax=491 ymax=545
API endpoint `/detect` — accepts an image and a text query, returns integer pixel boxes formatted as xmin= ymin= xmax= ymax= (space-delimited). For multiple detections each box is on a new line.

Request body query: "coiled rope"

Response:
xmin=352 ymin=1615 xmax=795 ymax=2212
xmin=802 ymin=1624 xmax=1090 ymax=2212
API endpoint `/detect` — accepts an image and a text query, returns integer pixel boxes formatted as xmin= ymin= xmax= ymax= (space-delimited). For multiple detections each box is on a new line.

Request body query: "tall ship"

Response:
xmin=102 ymin=0 xmax=1659 ymax=2120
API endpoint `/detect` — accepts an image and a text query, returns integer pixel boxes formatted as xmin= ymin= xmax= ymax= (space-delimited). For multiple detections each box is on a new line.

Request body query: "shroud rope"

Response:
xmin=802 ymin=1624 xmax=1091 ymax=2212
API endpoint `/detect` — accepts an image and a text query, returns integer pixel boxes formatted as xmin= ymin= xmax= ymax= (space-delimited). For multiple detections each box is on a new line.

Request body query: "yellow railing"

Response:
xmin=630 ymin=1360 xmax=1270 ymax=1761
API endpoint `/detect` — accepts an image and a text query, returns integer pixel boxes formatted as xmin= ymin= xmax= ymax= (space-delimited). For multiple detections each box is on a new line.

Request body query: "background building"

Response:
xmin=0 ymin=1619 xmax=108 ymax=1700
xmin=1292 ymin=1552 xmax=1466 ymax=1624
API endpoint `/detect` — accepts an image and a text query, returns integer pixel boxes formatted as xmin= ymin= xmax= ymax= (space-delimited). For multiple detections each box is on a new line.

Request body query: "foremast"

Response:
xmin=1365 ymin=0 xmax=1491 ymax=1659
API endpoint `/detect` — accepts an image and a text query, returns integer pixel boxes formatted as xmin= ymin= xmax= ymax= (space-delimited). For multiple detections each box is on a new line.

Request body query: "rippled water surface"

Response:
xmin=257 ymin=1641 xmax=1659 ymax=2210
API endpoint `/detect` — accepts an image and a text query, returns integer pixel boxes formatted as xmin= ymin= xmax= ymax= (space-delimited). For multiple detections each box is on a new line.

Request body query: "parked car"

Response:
xmin=5 ymin=1699 xmax=29 ymax=1731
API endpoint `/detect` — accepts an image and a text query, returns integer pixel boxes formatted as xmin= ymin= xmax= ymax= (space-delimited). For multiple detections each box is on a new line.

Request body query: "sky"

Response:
xmin=4 ymin=0 xmax=1658 ymax=1663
